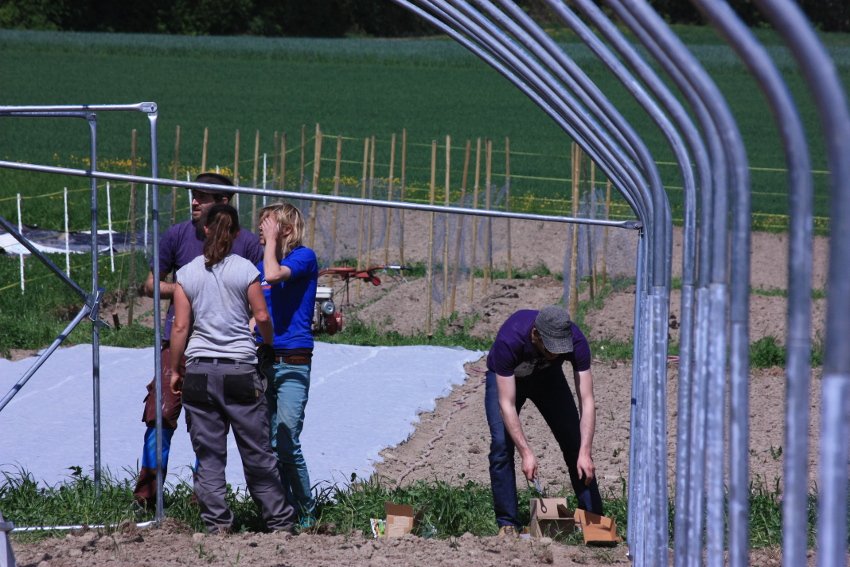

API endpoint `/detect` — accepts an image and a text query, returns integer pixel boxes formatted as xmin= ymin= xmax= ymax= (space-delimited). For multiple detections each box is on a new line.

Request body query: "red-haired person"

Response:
xmin=255 ymin=202 xmax=318 ymax=526
xmin=169 ymin=203 xmax=294 ymax=534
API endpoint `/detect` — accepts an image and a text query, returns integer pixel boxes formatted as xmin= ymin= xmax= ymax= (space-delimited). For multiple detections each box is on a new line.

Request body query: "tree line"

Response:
xmin=0 ymin=0 xmax=846 ymax=37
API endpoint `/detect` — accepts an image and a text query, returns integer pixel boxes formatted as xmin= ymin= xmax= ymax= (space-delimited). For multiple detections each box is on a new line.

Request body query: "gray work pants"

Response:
xmin=183 ymin=358 xmax=295 ymax=533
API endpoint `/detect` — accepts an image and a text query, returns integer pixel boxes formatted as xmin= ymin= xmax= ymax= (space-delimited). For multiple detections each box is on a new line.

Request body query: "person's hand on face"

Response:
xmin=260 ymin=216 xmax=280 ymax=248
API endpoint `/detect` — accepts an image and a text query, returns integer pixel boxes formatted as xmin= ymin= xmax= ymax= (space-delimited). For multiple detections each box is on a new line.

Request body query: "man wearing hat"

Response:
xmin=485 ymin=305 xmax=603 ymax=536
xmin=133 ymin=173 xmax=264 ymax=508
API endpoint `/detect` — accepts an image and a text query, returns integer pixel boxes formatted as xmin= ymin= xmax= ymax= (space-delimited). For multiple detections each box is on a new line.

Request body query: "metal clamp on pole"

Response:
xmin=87 ymin=288 xmax=108 ymax=327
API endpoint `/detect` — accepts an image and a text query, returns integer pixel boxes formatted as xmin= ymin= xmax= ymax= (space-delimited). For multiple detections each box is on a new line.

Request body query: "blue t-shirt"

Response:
xmin=486 ymin=309 xmax=591 ymax=377
xmin=257 ymin=245 xmax=319 ymax=350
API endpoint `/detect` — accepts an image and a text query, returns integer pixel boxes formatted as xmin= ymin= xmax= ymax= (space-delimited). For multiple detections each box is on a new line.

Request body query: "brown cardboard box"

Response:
xmin=383 ymin=502 xmax=426 ymax=537
xmin=529 ymin=498 xmax=576 ymax=539
xmin=573 ymin=509 xmax=623 ymax=546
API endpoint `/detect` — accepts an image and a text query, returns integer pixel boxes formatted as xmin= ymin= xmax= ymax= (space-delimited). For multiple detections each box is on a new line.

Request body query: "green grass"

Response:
xmin=0 ymin=27 xmax=846 ymax=238
xmin=1 ymin=467 xmax=816 ymax=548
xmin=320 ymin=314 xmax=492 ymax=352
xmin=0 ymin=252 xmax=152 ymax=354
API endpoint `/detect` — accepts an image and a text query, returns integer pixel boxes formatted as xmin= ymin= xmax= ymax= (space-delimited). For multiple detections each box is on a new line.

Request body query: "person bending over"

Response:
xmin=169 ymin=203 xmax=295 ymax=534
xmin=485 ymin=305 xmax=603 ymax=536
xmin=255 ymin=202 xmax=318 ymax=526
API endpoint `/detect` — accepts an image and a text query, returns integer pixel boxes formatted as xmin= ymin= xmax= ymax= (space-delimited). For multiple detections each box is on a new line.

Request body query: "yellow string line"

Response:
xmin=0 ymin=252 xmax=134 ymax=293
xmin=334 ymin=134 xmax=830 ymax=177
xmin=2 ymin=177 xmax=827 ymax=223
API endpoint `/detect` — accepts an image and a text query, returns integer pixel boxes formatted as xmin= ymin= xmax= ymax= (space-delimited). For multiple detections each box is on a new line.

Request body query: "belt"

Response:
xmin=196 ymin=357 xmax=238 ymax=365
xmin=274 ymin=354 xmax=311 ymax=365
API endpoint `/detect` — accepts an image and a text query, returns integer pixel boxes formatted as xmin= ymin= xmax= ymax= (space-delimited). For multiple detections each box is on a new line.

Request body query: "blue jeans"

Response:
xmin=263 ymin=361 xmax=314 ymax=518
xmin=485 ymin=368 xmax=603 ymax=528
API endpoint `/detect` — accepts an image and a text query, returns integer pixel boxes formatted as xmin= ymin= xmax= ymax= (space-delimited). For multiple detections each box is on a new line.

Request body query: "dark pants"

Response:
xmin=485 ymin=367 xmax=603 ymax=528
xmin=183 ymin=358 xmax=295 ymax=533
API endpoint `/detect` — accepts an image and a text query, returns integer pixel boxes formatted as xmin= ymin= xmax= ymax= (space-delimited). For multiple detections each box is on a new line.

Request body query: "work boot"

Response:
xmin=498 ymin=525 xmax=520 ymax=537
xmin=133 ymin=466 xmax=161 ymax=510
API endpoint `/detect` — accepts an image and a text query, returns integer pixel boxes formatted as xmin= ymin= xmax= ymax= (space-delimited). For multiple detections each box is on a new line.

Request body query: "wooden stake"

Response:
xmin=483 ymin=138 xmax=492 ymax=295
xmin=384 ymin=133 xmax=396 ymax=265
xmin=469 ymin=138 xmax=481 ymax=303
xmin=272 ymin=131 xmax=279 ymax=191
xmin=366 ymin=136 xmax=376 ymax=269
xmin=450 ymin=140 xmax=470 ymax=313
xmin=442 ymin=135 xmax=451 ymax=319
xmin=602 ymin=178 xmax=611 ymax=284
xmin=569 ymin=143 xmax=580 ymax=317
xmin=399 ymin=129 xmax=407 ymax=267
xmin=356 ymin=138 xmax=369 ymax=298
xmin=201 ymin=127 xmax=209 ymax=172
xmin=252 ymin=130 xmax=260 ymax=231
xmin=426 ymin=140 xmax=437 ymax=337
xmin=128 ymin=129 xmax=138 ymax=326
xmin=233 ymin=129 xmax=240 ymax=211
xmin=332 ymin=136 xmax=342 ymax=266
xmin=588 ymin=160 xmax=597 ymax=299
xmin=171 ymin=125 xmax=181 ymax=226
xmin=279 ymin=133 xmax=286 ymax=192
xmin=309 ymin=126 xmax=322 ymax=249
xmin=300 ymin=124 xmax=306 ymax=191
xmin=505 ymin=137 xmax=512 ymax=279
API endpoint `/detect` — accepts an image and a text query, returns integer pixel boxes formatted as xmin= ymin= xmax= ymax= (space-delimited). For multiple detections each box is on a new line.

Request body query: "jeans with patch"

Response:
xmin=263 ymin=361 xmax=314 ymax=519
xmin=485 ymin=367 xmax=603 ymax=528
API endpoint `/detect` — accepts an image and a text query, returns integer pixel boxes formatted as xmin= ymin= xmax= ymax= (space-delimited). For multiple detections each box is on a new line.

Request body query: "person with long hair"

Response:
xmin=256 ymin=202 xmax=318 ymax=525
xmin=170 ymin=203 xmax=295 ymax=534
xmin=134 ymin=173 xmax=263 ymax=508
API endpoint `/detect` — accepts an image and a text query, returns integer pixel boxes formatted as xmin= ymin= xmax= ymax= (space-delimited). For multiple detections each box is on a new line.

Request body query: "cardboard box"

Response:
xmin=383 ymin=502 xmax=426 ymax=537
xmin=573 ymin=509 xmax=623 ymax=546
xmin=529 ymin=498 xmax=576 ymax=539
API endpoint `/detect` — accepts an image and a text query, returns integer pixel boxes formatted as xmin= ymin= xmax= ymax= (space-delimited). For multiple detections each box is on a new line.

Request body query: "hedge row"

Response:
xmin=1 ymin=0 xmax=847 ymax=37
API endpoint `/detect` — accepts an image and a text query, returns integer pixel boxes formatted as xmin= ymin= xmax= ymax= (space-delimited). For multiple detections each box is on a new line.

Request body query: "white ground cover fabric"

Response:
xmin=0 ymin=343 xmax=482 ymax=489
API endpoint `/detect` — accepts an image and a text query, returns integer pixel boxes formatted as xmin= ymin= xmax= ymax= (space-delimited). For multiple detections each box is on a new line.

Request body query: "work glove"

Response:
xmin=257 ymin=343 xmax=275 ymax=369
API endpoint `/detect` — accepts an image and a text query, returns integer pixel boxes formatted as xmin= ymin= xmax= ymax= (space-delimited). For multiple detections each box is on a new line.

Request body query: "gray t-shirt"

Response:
xmin=176 ymin=254 xmax=260 ymax=363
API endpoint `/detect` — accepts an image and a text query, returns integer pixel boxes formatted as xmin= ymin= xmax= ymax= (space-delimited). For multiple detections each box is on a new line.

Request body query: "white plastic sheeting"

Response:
xmin=0 ymin=343 xmax=482 ymax=489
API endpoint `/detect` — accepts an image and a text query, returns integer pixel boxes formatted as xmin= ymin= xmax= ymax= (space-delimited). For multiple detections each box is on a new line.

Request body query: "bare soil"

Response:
xmin=9 ymin=225 xmax=831 ymax=566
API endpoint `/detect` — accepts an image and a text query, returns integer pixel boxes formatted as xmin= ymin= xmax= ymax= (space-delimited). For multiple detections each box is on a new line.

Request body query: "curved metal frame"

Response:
xmin=1 ymin=2 xmax=848 ymax=564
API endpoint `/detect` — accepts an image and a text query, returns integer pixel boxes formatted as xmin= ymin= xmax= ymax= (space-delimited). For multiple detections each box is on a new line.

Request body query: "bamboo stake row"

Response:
xmin=383 ymin=133 xmax=396 ymax=266
xmin=505 ymin=136 xmax=512 ymax=279
xmin=426 ymin=140 xmax=437 ymax=337
xmin=442 ymin=135 xmax=451 ymax=319
xmin=149 ymin=128 xmax=616 ymax=328
xmin=308 ymin=124 xmax=322 ymax=249
xmin=469 ymin=138 xmax=481 ymax=304
xmin=171 ymin=125 xmax=181 ymax=226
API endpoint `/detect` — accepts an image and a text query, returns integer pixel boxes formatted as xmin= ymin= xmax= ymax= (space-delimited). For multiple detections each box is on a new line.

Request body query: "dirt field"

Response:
xmin=9 ymin=223 xmax=831 ymax=566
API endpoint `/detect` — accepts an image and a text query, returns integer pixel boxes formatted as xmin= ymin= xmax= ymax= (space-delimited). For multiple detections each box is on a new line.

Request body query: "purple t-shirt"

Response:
xmin=150 ymin=220 xmax=264 ymax=340
xmin=486 ymin=309 xmax=591 ymax=378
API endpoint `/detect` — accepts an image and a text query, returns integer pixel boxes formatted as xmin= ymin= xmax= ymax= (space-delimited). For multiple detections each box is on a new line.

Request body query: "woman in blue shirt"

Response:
xmin=256 ymin=202 xmax=319 ymax=524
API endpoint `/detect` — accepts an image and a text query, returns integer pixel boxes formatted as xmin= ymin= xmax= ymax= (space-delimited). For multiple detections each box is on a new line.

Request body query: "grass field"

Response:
xmin=1 ymin=27 xmax=848 ymax=237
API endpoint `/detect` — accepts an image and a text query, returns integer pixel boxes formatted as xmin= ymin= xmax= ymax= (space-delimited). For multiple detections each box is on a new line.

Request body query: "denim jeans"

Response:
xmin=485 ymin=367 xmax=603 ymax=528
xmin=263 ymin=361 xmax=314 ymax=518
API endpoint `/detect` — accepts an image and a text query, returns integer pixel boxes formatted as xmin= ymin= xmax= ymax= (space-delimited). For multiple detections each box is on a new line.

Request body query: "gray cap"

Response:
xmin=534 ymin=305 xmax=573 ymax=354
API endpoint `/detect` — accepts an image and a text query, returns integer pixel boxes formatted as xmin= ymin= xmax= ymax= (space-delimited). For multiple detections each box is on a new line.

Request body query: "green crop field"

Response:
xmin=0 ymin=27 xmax=848 ymax=237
